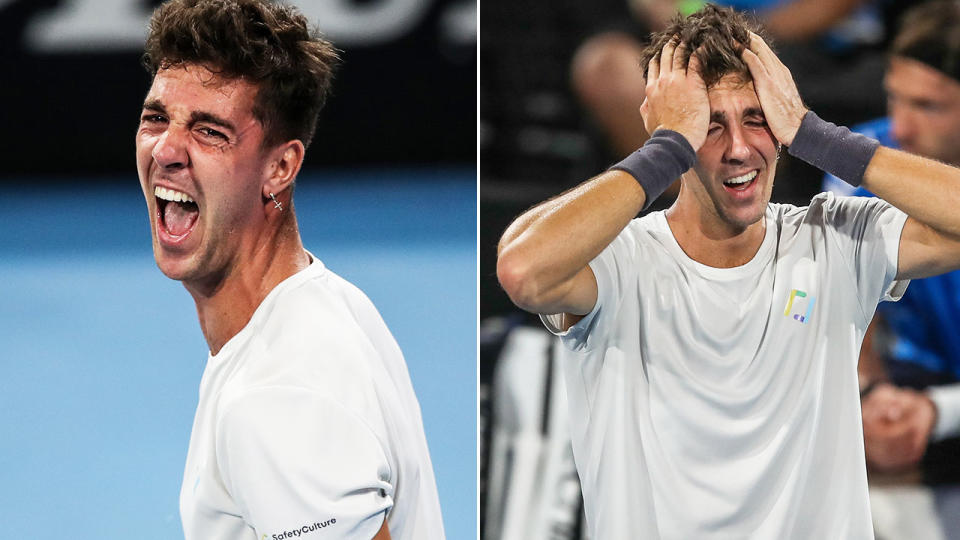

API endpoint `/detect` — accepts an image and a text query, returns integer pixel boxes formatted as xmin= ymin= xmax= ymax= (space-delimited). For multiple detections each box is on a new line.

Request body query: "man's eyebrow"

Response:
xmin=140 ymin=100 xmax=236 ymax=133
xmin=190 ymin=111 xmax=236 ymax=133
xmin=142 ymin=99 xmax=166 ymax=113
xmin=711 ymin=108 xmax=766 ymax=123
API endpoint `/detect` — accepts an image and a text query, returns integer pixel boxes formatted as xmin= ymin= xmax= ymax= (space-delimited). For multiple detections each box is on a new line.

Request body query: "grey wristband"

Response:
xmin=787 ymin=111 xmax=880 ymax=187
xmin=608 ymin=129 xmax=697 ymax=211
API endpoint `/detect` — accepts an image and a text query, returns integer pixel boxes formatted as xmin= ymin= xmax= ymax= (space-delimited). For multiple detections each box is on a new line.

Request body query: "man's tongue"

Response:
xmin=164 ymin=201 xmax=199 ymax=236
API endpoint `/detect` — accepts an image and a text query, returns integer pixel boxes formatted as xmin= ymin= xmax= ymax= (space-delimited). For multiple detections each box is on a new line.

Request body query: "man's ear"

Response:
xmin=263 ymin=139 xmax=305 ymax=200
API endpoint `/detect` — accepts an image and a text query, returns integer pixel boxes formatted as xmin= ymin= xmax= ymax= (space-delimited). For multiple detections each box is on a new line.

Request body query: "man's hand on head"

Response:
xmin=640 ymin=37 xmax=710 ymax=150
xmin=739 ymin=32 xmax=808 ymax=146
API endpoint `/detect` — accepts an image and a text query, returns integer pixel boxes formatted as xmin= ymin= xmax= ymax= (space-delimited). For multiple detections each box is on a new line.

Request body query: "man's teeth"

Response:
xmin=154 ymin=186 xmax=195 ymax=203
xmin=724 ymin=170 xmax=758 ymax=185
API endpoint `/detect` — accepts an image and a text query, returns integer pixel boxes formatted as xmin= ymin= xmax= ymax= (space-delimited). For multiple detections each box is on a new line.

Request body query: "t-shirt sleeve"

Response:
xmin=823 ymin=194 xmax=909 ymax=312
xmin=215 ymin=386 xmax=393 ymax=539
xmin=540 ymin=221 xmax=644 ymax=352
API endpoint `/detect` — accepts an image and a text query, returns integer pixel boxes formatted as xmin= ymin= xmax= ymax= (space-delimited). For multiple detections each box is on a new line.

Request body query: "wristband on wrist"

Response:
xmin=787 ymin=111 xmax=880 ymax=187
xmin=608 ymin=129 xmax=697 ymax=211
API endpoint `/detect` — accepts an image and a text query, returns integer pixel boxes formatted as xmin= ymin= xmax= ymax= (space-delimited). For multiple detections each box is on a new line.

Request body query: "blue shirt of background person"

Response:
xmin=823 ymin=117 xmax=960 ymax=383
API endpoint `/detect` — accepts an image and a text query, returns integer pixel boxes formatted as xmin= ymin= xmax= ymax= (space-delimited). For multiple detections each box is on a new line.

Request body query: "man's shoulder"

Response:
xmin=219 ymin=264 xmax=395 ymax=398
xmin=765 ymin=198 xmax=820 ymax=232
xmin=762 ymin=195 xmax=889 ymax=258
xmin=217 ymin=326 xmax=390 ymax=436
xmin=619 ymin=210 xmax=670 ymax=244
xmin=262 ymin=263 xmax=386 ymax=344
xmin=771 ymin=192 xmax=892 ymax=225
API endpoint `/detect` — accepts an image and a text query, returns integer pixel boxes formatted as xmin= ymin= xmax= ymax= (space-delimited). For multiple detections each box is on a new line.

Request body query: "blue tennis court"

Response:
xmin=0 ymin=168 xmax=476 ymax=539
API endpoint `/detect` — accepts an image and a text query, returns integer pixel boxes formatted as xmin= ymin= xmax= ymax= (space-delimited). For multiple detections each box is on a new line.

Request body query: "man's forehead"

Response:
xmin=707 ymin=76 xmax=762 ymax=118
xmin=145 ymin=64 xmax=258 ymax=117
xmin=886 ymin=56 xmax=960 ymax=98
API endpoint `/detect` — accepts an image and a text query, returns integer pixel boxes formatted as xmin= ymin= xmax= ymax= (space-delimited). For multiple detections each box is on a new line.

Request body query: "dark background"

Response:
xmin=0 ymin=0 xmax=475 ymax=178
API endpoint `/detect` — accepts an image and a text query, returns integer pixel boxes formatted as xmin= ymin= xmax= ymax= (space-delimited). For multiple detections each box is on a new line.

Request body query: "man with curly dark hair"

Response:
xmin=498 ymin=4 xmax=960 ymax=538
xmin=134 ymin=1 xmax=444 ymax=538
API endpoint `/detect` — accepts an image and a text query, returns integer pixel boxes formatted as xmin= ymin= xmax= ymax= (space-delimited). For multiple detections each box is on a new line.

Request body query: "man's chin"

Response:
xmin=153 ymin=248 xmax=199 ymax=283
xmin=718 ymin=203 xmax=766 ymax=231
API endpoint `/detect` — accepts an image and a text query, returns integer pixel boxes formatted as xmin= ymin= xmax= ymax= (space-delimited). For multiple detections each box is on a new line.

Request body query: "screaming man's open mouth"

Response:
xmin=155 ymin=186 xmax=199 ymax=239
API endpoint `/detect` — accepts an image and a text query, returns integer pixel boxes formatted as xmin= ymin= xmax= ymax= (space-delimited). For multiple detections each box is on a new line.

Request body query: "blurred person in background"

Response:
xmin=823 ymin=0 xmax=960 ymax=486
xmin=498 ymin=3 xmax=960 ymax=537
xmin=136 ymin=0 xmax=443 ymax=538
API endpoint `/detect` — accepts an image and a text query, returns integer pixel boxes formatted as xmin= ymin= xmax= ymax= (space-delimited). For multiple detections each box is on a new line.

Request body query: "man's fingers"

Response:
xmin=748 ymin=31 xmax=782 ymax=70
xmin=647 ymin=54 xmax=659 ymax=85
xmin=740 ymin=46 xmax=765 ymax=79
xmin=672 ymin=41 xmax=688 ymax=72
xmin=639 ymin=98 xmax=652 ymax=130
xmin=741 ymin=46 xmax=777 ymax=91
xmin=747 ymin=32 xmax=770 ymax=59
xmin=659 ymin=35 xmax=679 ymax=78
xmin=687 ymin=45 xmax=705 ymax=78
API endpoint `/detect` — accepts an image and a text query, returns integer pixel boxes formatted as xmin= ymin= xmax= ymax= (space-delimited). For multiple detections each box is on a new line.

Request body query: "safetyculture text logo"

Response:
xmin=783 ymin=288 xmax=816 ymax=324
xmin=264 ymin=519 xmax=337 ymax=540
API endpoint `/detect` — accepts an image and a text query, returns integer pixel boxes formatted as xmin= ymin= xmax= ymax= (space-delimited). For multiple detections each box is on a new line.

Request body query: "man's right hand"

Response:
xmin=498 ymin=41 xmax=710 ymax=319
xmin=640 ymin=37 xmax=710 ymax=151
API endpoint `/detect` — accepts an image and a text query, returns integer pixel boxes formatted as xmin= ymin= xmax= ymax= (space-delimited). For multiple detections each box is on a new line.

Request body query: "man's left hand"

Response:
xmin=739 ymin=32 xmax=807 ymax=146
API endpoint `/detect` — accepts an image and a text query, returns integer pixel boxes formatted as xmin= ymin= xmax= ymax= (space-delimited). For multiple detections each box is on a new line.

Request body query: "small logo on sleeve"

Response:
xmin=784 ymin=289 xmax=816 ymax=323
xmin=264 ymin=519 xmax=337 ymax=539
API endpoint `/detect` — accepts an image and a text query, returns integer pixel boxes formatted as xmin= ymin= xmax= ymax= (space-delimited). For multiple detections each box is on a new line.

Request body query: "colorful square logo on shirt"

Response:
xmin=784 ymin=289 xmax=816 ymax=323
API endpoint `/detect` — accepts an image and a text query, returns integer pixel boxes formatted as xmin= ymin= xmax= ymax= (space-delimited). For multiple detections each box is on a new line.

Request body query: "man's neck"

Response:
xmin=664 ymin=203 xmax=767 ymax=268
xmin=186 ymin=223 xmax=310 ymax=356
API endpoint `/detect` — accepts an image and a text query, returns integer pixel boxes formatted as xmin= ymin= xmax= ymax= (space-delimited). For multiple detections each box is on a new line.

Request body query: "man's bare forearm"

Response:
xmin=496 ymin=171 xmax=646 ymax=315
xmin=863 ymin=147 xmax=960 ymax=238
xmin=857 ymin=146 xmax=960 ymax=279
xmin=498 ymin=37 xmax=710 ymax=316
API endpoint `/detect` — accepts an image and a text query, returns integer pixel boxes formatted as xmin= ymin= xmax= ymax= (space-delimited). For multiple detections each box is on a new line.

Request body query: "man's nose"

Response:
xmin=889 ymin=106 xmax=916 ymax=146
xmin=723 ymin=125 xmax=751 ymax=163
xmin=152 ymin=126 xmax=190 ymax=170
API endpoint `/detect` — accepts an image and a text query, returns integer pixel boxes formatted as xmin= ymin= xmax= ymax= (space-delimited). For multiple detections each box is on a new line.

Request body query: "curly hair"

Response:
xmin=639 ymin=4 xmax=768 ymax=88
xmin=142 ymin=0 xmax=341 ymax=149
xmin=891 ymin=0 xmax=960 ymax=82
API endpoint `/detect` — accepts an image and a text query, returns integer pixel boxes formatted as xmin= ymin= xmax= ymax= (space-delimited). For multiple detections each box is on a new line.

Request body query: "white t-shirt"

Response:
xmin=542 ymin=193 xmax=909 ymax=539
xmin=180 ymin=254 xmax=444 ymax=540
